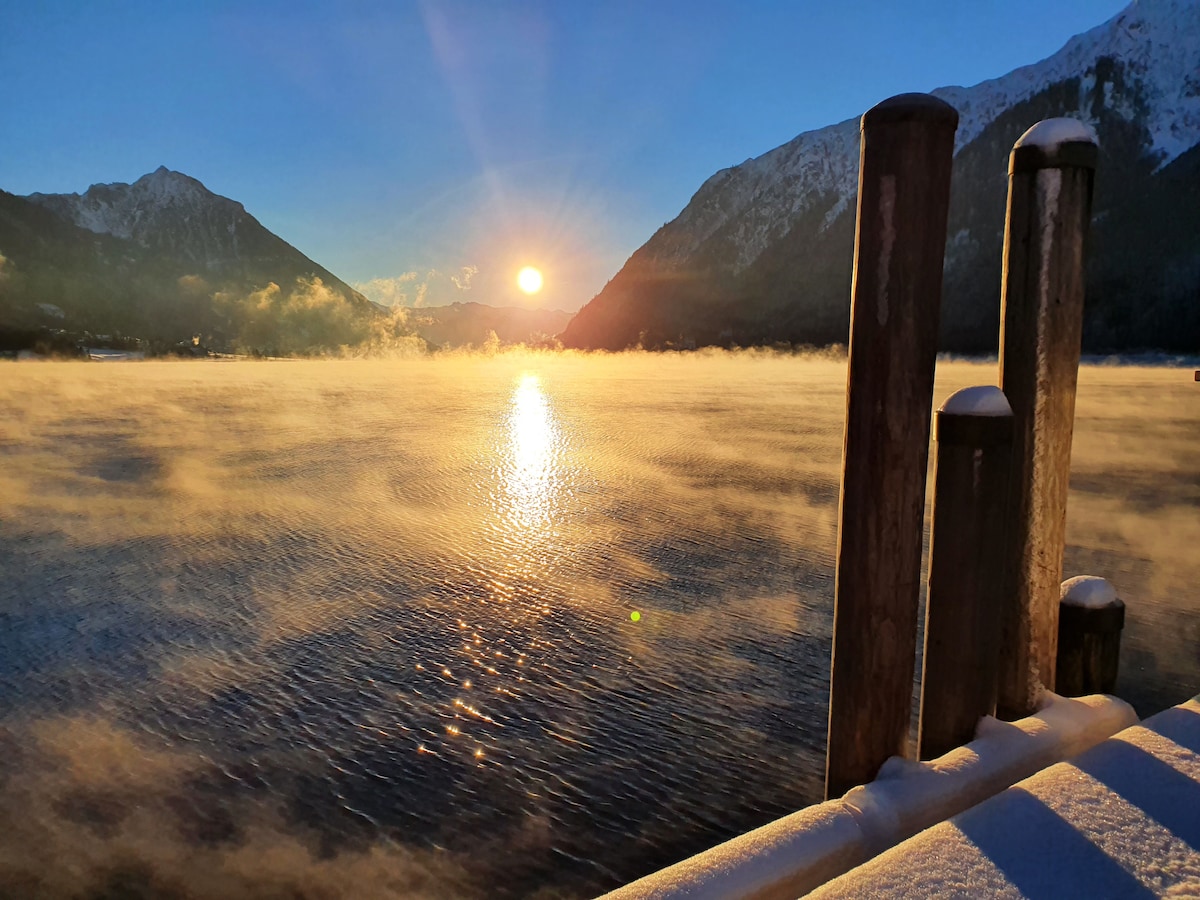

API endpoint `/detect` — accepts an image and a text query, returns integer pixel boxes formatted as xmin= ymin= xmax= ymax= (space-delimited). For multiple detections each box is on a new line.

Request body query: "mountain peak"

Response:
xmin=127 ymin=166 xmax=213 ymax=202
xmin=25 ymin=167 xmax=248 ymax=259
xmin=140 ymin=165 xmax=196 ymax=184
xmin=142 ymin=165 xmax=184 ymax=186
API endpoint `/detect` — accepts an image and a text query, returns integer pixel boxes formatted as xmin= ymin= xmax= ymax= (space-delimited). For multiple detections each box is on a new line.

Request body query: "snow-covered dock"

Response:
xmin=810 ymin=696 xmax=1200 ymax=898
xmin=602 ymin=100 xmax=1199 ymax=900
xmin=601 ymin=695 xmax=1199 ymax=899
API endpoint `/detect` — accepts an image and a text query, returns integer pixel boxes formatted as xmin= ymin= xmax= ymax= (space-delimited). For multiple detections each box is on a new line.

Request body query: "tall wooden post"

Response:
xmin=996 ymin=119 xmax=1098 ymax=720
xmin=918 ymin=386 xmax=1013 ymax=761
xmin=825 ymin=93 xmax=958 ymax=800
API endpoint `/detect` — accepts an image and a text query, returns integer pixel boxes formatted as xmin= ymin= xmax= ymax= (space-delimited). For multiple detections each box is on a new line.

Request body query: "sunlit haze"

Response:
xmin=1 ymin=354 xmax=1196 ymax=897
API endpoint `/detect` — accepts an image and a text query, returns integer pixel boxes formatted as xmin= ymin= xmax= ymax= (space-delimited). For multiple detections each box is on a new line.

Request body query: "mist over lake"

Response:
xmin=1 ymin=353 xmax=1196 ymax=899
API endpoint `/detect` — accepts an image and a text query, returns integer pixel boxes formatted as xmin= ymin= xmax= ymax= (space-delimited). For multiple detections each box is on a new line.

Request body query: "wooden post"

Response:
xmin=1056 ymin=576 xmax=1125 ymax=696
xmin=918 ymin=386 xmax=1013 ymax=761
xmin=996 ymin=118 xmax=1098 ymax=720
xmin=825 ymin=93 xmax=958 ymax=800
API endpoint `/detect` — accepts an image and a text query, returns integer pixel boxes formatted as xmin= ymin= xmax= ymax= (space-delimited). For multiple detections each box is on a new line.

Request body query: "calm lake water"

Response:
xmin=1 ymin=353 xmax=1197 ymax=899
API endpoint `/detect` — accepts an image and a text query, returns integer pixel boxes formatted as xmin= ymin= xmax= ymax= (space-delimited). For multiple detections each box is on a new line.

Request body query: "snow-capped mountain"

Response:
xmin=29 ymin=167 xmax=224 ymax=243
xmin=562 ymin=0 xmax=1200 ymax=352
xmin=2 ymin=169 xmax=376 ymax=351
xmin=25 ymin=167 xmax=345 ymax=275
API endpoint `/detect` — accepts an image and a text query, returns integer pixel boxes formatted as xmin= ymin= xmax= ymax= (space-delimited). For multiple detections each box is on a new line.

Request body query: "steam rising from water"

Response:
xmin=0 ymin=354 xmax=1195 ymax=898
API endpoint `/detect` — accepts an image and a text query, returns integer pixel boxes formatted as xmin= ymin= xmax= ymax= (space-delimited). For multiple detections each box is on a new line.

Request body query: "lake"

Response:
xmin=1 ymin=353 xmax=1196 ymax=899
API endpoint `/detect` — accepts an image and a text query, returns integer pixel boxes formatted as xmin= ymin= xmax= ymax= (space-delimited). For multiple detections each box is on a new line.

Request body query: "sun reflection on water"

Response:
xmin=502 ymin=372 xmax=561 ymax=530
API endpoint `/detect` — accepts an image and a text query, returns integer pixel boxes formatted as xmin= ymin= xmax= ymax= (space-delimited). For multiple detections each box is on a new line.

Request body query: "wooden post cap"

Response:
xmin=1061 ymin=575 xmax=1121 ymax=607
xmin=862 ymin=93 xmax=959 ymax=130
xmin=1010 ymin=118 xmax=1099 ymax=174
xmin=935 ymin=386 xmax=1014 ymax=446
xmin=1060 ymin=575 xmax=1125 ymax=632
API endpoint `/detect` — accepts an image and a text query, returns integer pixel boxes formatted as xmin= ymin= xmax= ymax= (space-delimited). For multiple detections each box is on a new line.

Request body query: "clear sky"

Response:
xmin=1 ymin=0 xmax=1128 ymax=311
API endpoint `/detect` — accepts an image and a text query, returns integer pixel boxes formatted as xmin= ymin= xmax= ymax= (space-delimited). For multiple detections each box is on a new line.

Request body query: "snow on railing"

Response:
xmin=602 ymin=695 xmax=1135 ymax=900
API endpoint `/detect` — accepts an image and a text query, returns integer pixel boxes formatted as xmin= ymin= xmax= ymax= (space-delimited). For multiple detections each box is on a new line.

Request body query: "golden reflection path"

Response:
xmin=500 ymin=372 xmax=562 ymax=533
xmin=442 ymin=372 xmax=570 ymax=761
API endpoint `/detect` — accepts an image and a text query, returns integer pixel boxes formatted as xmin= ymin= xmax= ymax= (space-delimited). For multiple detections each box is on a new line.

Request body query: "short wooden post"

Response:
xmin=918 ymin=386 xmax=1013 ymax=761
xmin=825 ymin=93 xmax=958 ymax=800
xmin=996 ymin=118 xmax=1098 ymax=720
xmin=1056 ymin=576 xmax=1125 ymax=696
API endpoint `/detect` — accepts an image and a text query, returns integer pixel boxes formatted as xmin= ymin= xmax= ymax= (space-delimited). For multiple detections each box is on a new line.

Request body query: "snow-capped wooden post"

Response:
xmin=825 ymin=93 xmax=958 ymax=800
xmin=1056 ymin=576 xmax=1125 ymax=696
xmin=996 ymin=118 xmax=1098 ymax=720
xmin=918 ymin=386 xmax=1013 ymax=761
xmin=916 ymin=386 xmax=1012 ymax=763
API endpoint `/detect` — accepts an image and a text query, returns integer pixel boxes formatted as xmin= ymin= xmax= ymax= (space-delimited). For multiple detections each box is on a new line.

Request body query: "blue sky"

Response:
xmin=1 ymin=0 xmax=1128 ymax=310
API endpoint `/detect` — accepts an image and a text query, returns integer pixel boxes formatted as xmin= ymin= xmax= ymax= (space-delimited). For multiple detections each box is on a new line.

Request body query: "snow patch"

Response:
xmin=809 ymin=697 xmax=1200 ymax=899
xmin=840 ymin=693 xmax=1136 ymax=856
xmin=940 ymin=385 xmax=1012 ymax=416
xmin=1061 ymin=575 xmax=1121 ymax=609
xmin=1014 ymin=117 xmax=1099 ymax=149
xmin=602 ymin=693 xmax=1136 ymax=900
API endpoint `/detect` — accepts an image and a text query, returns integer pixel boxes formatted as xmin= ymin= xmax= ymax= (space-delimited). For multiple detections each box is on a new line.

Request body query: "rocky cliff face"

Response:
xmin=561 ymin=0 xmax=1200 ymax=353
xmin=30 ymin=168 xmax=236 ymax=254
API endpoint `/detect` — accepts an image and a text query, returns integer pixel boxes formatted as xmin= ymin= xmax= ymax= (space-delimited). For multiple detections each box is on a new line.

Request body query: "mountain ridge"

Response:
xmin=407 ymin=301 xmax=573 ymax=349
xmin=561 ymin=0 xmax=1200 ymax=353
xmin=24 ymin=167 xmax=362 ymax=289
xmin=1 ymin=168 xmax=394 ymax=353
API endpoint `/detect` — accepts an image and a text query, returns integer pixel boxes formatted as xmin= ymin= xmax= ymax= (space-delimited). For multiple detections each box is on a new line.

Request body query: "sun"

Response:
xmin=517 ymin=266 xmax=544 ymax=295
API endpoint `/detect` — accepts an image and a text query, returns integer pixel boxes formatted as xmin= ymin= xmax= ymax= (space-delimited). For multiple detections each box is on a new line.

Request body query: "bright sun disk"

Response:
xmin=517 ymin=266 xmax=543 ymax=294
